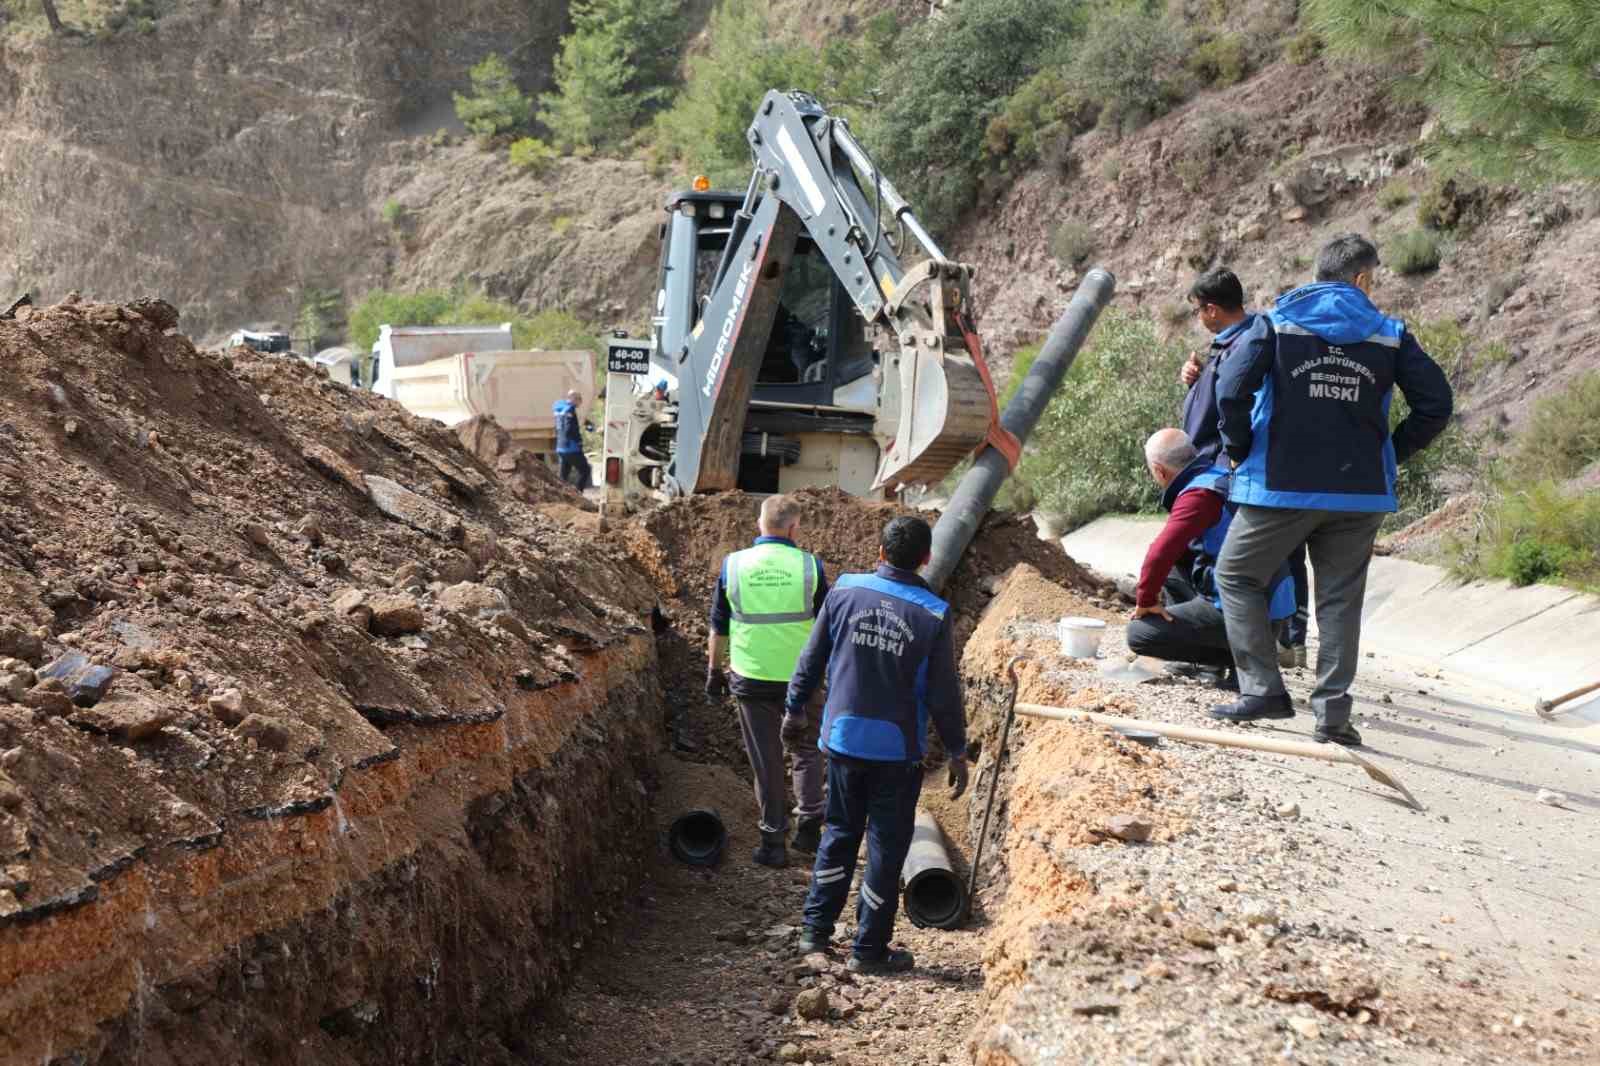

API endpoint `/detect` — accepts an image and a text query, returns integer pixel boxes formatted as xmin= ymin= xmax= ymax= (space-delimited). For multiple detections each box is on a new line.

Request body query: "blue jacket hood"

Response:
xmin=1272 ymin=283 xmax=1398 ymax=345
xmin=552 ymin=399 xmax=576 ymax=414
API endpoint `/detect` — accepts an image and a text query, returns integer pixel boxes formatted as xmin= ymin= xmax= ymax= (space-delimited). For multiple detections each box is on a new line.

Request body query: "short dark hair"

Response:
xmin=1187 ymin=267 xmax=1245 ymax=311
xmin=881 ymin=515 xmax=933 ymax=570
xmin=1315 ymin=233 xmax=1380 ymax=283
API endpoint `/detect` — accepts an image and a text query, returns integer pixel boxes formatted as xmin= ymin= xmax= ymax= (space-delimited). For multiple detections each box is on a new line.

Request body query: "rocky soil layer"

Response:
xmin=0 ymin=297 xmax=662 ymax=1063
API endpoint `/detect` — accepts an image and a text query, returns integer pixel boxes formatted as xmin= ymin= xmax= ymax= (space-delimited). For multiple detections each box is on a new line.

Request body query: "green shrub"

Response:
xmin=1508 ymin=371 xmax=1600 ymax=481
xmin=1377 ymin=179 xmax=1412 ymax=210
xmin=1190 ymin=32 xmax=1248 ymax=87
xmin=1484 ymin=273 xmax=1521 ymax=313
xmin=985 ymin=68 xmax=1086 ymax=166
xmin=508 ymin=136 xmax=559 ymax=175
xmin=1416 ymin=175 xmax=1482 ymax=231
xmin=1285 ymin=29 xmax=1323 ymax=65
xmin=1008 ymin=310 xmax=1188 ymax=528
xmin=1389 ymin=229 xmax=1442 ymax=275
xmin=453 ymin=54 xmax=533 ymax=141
xmin=1478 ymin=341 xmax=1514 ymax=369
xmin=1100 ymin=156 xmax=1122 ymax=183
xmin=1388 ymin=320 xmax=1477 ymax=528
xmin=1453 ymin=482 xmax=1600 ymax=591
xmin=349 ymin=289 xmax=601 ymax=357
xmin=1072 ymin=5 xmax=1187 ymax=134
xmin=862 ymin=0 xmax=1083 ymax=228
xmin=1050 ymin=221 xmax=1095 ymax=267
xmin=380 ymin=199 xmax=407 ymax=227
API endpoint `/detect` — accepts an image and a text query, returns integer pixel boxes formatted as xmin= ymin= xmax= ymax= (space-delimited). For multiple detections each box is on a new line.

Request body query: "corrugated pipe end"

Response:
xmin=668 ymin=808 xmax=727 ymax=867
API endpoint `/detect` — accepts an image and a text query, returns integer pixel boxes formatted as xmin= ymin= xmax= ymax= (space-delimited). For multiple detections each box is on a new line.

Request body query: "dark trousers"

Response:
xmin=802 ymin=755 xmax=923 ymax=959
xmin=735 ymin=691 xmax=824 ymax=834
xmin=1126 ymin=596 xmax=1235 ymax=670
xmin=558 ymin=452 xmax=592 ymax=491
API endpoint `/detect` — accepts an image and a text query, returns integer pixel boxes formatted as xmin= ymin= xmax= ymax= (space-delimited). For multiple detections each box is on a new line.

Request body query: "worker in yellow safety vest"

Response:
xmin=707 ymin=494 xmax=828 ymax=867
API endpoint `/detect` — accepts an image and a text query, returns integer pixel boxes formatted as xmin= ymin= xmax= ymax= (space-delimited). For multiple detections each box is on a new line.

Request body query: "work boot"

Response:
xmin=847 ymin=948 xmax=915 ymax=976
xmin=797 ymin=927 xmax=831 ymax=954
xmin=790 ymin=816 xmax=823 ymax=855
xmin=1314 ymin=721 xmax=1363 ymax=747
xmin=1208 ymin=693 xmax=1294 ymax=722
xmin=752 ymin=829 xmax=788 ymax=868
xmin=1163 ymin=662 xmax=1208 ymax=679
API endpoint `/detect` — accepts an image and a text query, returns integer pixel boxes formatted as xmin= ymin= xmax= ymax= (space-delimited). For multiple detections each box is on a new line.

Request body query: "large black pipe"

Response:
xmin=901 ymin=808 xmax=966 ymax=929
xmin=924 ymin=269 xmax=1117 ymax=593
xmin=668 ymin=808 xmax=727 ymax=866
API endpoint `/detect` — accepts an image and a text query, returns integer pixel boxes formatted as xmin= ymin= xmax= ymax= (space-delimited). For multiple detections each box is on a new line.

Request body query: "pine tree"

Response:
xmin=1308 ymin=0 xmax=1600 ymax=184
xmin=453 ymin=54 xmax=534 ymax=142
xmin=539 ymin=0 xmax=688 ymax=152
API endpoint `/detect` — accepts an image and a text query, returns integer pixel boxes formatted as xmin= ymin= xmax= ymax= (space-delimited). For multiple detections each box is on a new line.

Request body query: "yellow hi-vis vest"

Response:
xmin=726 ymin=541 xmax=822 ymax=682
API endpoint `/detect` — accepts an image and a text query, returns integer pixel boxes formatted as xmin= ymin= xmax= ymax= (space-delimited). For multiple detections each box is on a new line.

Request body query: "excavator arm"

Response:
xmin=669 ymin=90 xmax=1016 ymax=496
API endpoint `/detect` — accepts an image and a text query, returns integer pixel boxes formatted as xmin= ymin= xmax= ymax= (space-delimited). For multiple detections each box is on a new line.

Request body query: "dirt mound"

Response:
xmin=626 ymin=486 xmax=1107 ymax=765
xmin=0 ymin=297 xmax=654 ymax=926
xmin=454 ymin=413 xmax=595 ymax=510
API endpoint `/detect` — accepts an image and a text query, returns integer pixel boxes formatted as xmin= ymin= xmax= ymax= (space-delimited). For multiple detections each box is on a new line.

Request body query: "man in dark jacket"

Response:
xmin=552 ymin=389 xmax=591 ymax=490
xmin=1212 ymin=234 xmax=1453 ymax=745
xmin=788 ymin=516 xmax=969 ymax=975
xmin=1177 ymin=267 xmax=1269 ymax=466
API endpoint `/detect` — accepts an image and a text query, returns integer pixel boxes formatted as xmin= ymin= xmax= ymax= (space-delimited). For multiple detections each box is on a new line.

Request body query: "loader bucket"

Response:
xmin=872 ymin=341 xmax=994 ymax=491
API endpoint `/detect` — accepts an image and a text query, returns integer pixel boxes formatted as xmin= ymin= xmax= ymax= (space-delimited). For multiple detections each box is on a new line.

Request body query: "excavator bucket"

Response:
xmin=872 ymin=333 xmax=995 ymax=491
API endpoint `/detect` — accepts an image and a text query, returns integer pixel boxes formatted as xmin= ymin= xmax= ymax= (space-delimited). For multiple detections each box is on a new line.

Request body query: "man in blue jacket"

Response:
xmin=1212 ymin=234 xmax=1453 ymax=745
xmin=1178 ymin=267 xmax=1269 ymax=466
xmin=787 ymin=516 xmax=969 ymax=975
xmin=552 ymin=389 xmax=591 ymax=490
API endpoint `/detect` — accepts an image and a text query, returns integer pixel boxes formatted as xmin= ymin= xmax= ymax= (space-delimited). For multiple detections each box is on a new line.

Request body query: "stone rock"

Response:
xmin=297 ymin=513 xmax=323 ymax=546
xmin=462 ymin=524 xmax=498 ymax=568
xmin=0 ymin=748 xmax=21 ymax=771
xmin=1102 ymin=813 xmax=1153 ymax=843
xmin=69 ymin=691 xmax=175 ymax=741
xmin=1071 ymin=1002 xmax=1121 ymax=1017
xmin=1181 ymin=926 xmax=1217 ymax=950
xmin=1276 ymin=802 xmax=1300 ymax=820
xmin=797 ymin=953 xmax=832 ymax=975
xmin=1536 ymin=789 xmax=1567 ymax=808
xmin=0 ymin=782 xmax=23 ymax=811
xmin=392 ymin=562 xmax=432 ymax=590
xmin=331 ymin=589 xmax=373 ymax=630
xmin=302 ymin=444 xmax=369 ymax=497
xmin=23 ymin=679 xmax=76 ymax=717
xmin=435 ymin=550 xmax=477 ymax=585
xmin=0 ymin=671 xmax=31 ymax=703
xmin=1287 ymin=1016 xmax=1321 ymax=1040
xmin=1240 ymin=900 xmax=1279 ymax=927
xmin=794 ymin=987 xmax=830 ymax=1021
xmin=439 ymin=582 xmax=511 ymax=619
xmin=0 ymin=625 xmax=44 ymax=665
xmin=766 ymin=990 xmax=790 ymax=1016
xmin=366 ymin=476 xmax=463 ymax=542
xmin=38 ymin=651 xmax=117 ymax=707
xmin=241 ymin=523 xmax=272 ymax=548
xmin=236 ymin=713 xmax=291 ymax=752
xmin=369 ymin=594 xmax=425 ymax=637
xmin=207 ymin=687 xmax=250 ymax=726
xmin=777 ymin=1044 xmax=804 ymax=1063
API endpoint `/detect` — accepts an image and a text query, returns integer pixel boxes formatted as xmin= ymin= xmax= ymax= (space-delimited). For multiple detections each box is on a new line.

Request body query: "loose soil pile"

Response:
xmin=627 ymin=486 xmax=1110 ymax=766
xmin=0 ymin=296 xmax=653 ymax=925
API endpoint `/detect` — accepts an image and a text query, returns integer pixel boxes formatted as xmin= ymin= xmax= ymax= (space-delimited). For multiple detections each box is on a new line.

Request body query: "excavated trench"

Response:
xmin=0 ymin=299 xmax=1134 ymax=1065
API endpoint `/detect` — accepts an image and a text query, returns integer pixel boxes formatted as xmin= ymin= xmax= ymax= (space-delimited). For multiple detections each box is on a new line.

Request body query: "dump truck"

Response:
xmin=371 ymin=323 xmax=594 ymax=457
xmin=600 ymin=90 xmax=1021 ymax=517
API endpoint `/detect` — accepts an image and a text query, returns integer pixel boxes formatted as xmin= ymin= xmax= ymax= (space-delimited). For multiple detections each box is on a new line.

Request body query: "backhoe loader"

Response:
xmin=600 ymin=90 xmax=1019 ymax=515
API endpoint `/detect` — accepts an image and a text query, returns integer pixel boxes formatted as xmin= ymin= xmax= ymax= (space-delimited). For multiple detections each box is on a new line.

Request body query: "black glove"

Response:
xmin=704 ymin=668 xmax=728 ymax=701
xmin=780 ymin=709 xmax=808 ymax=747
xmin=947 ymin=755 xmax=969 ymax=800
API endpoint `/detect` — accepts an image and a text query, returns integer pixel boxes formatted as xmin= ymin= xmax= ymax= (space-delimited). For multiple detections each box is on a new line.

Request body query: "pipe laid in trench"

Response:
xmin=668 ymin=807 xmax=728 ymax=866
xmin=901 ymin=807 xmax=966 ymax=929
xmin=924 ymin=269 xmax=1118 ymax=594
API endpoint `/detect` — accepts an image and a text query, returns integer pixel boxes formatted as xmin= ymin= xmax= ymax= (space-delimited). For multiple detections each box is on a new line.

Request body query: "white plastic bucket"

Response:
xmin=1057 ymin=616 xmax=1106 ymax=659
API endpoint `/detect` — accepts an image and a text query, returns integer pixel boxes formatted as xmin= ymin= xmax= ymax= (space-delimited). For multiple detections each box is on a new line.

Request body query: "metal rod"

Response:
xmin=964 ymin=655 xmax=1029 ymax=923
xmin=829 ymin=122 xmax=946 ymax=261
xmin=924 ymin=269 xmax=1116 ymax=593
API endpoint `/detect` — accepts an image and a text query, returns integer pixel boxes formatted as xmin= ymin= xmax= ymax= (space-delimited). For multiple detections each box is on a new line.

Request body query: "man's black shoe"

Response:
xmin=1208 ymin=693 xmax=1294 ymax=722
xmin=752 ymin=830 xmax=788 ymax=868
xmin=1314 ymin=722 xmax=1363 ymax=747
xmin=846 ymin=948 xmax=915 ymax=975
xmin=797 ymin=928 xmax=830 ymax=954
xmin=791 ymin=816 xmax=822 ymax=855
xmin=1163 ymin=662 xmax=1208 ymax=678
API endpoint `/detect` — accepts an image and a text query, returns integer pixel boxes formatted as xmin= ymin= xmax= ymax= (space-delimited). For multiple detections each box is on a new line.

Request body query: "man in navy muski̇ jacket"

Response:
xmin=785 ymin=516 xmax=968 ymax=975
xmin=1211 ymin=233 xmax=1452 ymax=745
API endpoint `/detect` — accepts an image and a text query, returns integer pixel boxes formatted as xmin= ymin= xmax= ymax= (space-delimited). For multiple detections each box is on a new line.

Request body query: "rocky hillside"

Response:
xmin=4 ymin=0 xmax=1597 ymax=437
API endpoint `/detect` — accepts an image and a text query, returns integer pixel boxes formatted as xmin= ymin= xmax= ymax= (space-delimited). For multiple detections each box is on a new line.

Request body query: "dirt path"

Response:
xmin=528 ymin=756 xmax=986 ymax=1066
